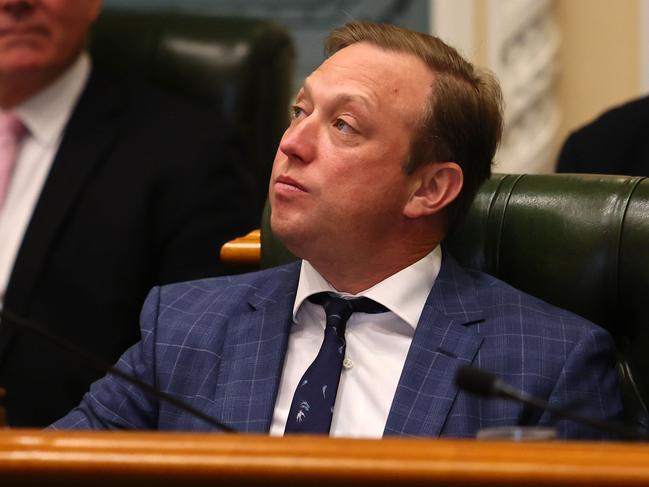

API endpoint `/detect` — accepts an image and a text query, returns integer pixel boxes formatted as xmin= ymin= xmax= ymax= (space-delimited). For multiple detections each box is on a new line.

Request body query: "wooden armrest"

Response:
xmin=220 ymin=229 xmax=261 ymax=267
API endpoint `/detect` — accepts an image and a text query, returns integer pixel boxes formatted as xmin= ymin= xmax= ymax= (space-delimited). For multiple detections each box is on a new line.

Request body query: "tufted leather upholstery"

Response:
xmin=260 ymin=173 xmax=649 ymax=428
xmin=90 ymin=9 xmax=295 ymax=211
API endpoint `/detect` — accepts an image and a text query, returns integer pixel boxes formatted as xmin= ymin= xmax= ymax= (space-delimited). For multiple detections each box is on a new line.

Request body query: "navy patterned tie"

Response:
xmin=284 ymin=292 xmax=388 ymax=434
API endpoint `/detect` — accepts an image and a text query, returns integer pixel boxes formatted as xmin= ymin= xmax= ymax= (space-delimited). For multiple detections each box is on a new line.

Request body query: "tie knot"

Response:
xmin=0 ymin=112 xmax=26 ymax=141
xmin=308 ymin=292 xmax=388 ymax=323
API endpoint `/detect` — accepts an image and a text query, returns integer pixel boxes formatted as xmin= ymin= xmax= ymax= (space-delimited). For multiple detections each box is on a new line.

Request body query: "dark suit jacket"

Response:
xmin=0 ymin=68 xmax=258 ymax=427
xmin=557 ymin=95 xmax=649 ymax=175
xmin=53 ymin=254 xmax=625 ymax=439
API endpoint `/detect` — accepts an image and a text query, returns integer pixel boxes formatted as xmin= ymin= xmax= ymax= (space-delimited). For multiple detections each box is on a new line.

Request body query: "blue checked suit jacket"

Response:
xmin=52 ymin=253 xmax=625 ymax=439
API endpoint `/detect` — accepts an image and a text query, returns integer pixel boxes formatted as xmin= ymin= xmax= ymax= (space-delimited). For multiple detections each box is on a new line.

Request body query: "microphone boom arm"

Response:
xmin=456 ymin=364 xmax=646 ymax=440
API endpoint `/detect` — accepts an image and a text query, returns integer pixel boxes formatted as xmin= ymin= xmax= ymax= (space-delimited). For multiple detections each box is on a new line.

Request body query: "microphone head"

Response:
xmin=454 ymin=365 xmax=498 ymax=397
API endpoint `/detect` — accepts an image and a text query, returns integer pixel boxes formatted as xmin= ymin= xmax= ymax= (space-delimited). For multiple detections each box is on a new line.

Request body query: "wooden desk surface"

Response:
xmin=1 ymin=429 xmax=649 ymax=486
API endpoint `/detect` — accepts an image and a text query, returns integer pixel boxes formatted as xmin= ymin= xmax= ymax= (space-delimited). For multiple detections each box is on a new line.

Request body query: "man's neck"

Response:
xmin=306 ymin=243 xmax=439 ymax=295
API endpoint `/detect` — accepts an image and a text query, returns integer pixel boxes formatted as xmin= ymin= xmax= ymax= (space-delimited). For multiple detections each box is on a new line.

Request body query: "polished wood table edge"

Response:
xmin=2 ymin=430 xmax=649 ymax=486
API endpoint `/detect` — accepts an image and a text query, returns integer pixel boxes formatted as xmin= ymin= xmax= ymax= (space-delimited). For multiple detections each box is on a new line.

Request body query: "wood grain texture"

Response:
xmin=1 ymin=430 xmax=649 ymax=486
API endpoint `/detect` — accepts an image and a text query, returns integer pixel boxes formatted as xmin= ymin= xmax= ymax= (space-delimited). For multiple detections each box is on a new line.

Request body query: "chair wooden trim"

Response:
xmin=219 ymin=229 xmax=261 ymax=267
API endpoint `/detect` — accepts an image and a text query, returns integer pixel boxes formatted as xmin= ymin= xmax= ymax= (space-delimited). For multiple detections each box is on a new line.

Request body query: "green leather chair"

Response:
xmin=90 ymin=9 xmax=295 ymax=211
xmin=261 ymin=173 xmax=649 ymax=428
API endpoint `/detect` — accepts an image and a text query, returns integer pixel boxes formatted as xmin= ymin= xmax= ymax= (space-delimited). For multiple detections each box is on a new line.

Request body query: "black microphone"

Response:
xmin=0 ymin=308 xmax=235 ymax=432
xmin=455 ymin=364 xmax=647 ymax=440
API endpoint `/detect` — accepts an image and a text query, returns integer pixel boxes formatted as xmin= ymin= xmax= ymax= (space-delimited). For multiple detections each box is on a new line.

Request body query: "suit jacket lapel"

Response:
xmin=384 ymin=252 xmax=485 ymax=437
xmin=3 ymin=70 xmax=124 ymax=316
xmin=208 ymin=263 xmax=300 ymax=433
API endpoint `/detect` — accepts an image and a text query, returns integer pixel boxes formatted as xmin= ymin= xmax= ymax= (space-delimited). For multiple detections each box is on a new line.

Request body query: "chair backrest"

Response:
xmin=90 ymin=9 xmax=295 ymax=210
xmin=260 ymin=173 xmax=649 ymax=426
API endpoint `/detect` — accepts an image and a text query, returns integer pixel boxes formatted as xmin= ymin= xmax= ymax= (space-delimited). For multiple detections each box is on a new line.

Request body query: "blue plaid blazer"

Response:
xmin=52 ymin=253 xmax=624 ymax=438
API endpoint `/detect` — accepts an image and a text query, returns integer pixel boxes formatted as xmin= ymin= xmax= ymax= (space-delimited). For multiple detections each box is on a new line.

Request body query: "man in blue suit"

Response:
xmin=52 ymin=21 xmax=624 ymax=438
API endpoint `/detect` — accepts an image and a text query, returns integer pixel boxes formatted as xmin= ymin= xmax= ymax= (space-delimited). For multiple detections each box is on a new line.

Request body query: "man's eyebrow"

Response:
xmin=295 ymin=80 xmax=376 ymax=116
xmin=333 ymin=93 xmax=374 ymax=112
xmin=299 ymin=79 xmax=376 ymax=112
xmin=294 ymin=86 xmax=306 ymax=101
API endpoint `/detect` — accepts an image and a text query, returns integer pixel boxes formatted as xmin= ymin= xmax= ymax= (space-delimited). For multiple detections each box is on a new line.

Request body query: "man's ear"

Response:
xmin=403 ymin=162 xmax=463 ymax=218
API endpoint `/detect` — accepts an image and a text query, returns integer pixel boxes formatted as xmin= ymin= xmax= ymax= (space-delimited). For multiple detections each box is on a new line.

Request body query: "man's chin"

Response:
xmin=269 ymin=218 xmax=310 ymax=258
xmin=0 ymin=49 xmax=52 ymax=73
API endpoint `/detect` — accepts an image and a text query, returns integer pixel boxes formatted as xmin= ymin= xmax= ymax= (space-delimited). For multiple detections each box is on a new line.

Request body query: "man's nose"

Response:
xmin=278 ymin=115 xmax=317 ymax=164
xmin=1 ymin=0 xmax=36 ymax=18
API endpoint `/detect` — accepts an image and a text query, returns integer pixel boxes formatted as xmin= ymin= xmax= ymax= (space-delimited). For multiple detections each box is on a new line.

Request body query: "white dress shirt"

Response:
xmin=270 ymin=246 xmax=442 ymax=438
xmin=0 ymin=53 xmax=90 ymax=305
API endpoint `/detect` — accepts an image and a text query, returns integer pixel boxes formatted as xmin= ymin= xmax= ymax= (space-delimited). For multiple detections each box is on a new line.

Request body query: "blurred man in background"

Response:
xmin=556 ymin=95 xmax=649 ymax=176
xmin=0 ymin=0 xmax=256 ymax=426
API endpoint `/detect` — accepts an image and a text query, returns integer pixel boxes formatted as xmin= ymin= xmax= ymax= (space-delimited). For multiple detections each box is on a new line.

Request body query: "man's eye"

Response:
xmin=290 ymin=106 xmax=305 ymax=119
xmin=334 ymin=119 xmax=355 ymax=133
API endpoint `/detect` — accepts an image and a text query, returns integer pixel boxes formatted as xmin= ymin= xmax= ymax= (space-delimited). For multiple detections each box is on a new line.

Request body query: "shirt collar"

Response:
xmin=293 ymin=246 xmax=442 ymax=331
xmin=13 ymin=52 xmax=90 ymax=148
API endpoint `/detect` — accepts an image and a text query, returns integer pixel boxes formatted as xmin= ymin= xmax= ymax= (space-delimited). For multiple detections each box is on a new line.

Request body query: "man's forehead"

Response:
xmin=318 ymin=43 xmax=409 ymax=78
xmin=299 ymin=42 xmax=433 ymax=113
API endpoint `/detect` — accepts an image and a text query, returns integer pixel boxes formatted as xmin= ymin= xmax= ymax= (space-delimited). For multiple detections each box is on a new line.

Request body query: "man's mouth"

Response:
xmin=275 ymin=175 xmax=307 ymax=193
xmin=0 ymin=24 xmax=50 ymax=38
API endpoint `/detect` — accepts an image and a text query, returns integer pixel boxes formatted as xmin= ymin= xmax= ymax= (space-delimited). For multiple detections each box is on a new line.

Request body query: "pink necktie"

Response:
xmin=0 ymin=112 xmax=26 ymax=211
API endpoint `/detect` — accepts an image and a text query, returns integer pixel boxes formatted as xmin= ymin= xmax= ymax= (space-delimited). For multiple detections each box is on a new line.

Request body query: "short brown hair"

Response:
xmin=325 ymin=21 xmax=503 ymax=227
